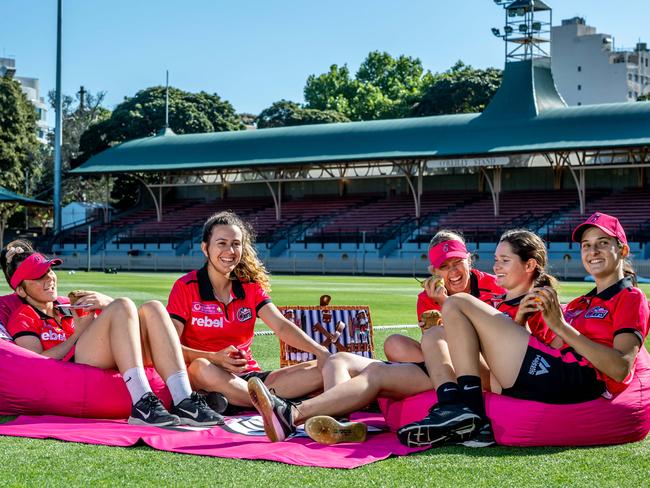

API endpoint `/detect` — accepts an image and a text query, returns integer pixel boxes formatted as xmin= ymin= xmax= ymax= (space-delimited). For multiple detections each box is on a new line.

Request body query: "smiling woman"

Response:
xmin=397 ymin=213 xmax=650 ymax=448
xmin=166 ymin=211 xmax=331 ymax=412
xmin=0 ymin=240 xmax=222 ymax=427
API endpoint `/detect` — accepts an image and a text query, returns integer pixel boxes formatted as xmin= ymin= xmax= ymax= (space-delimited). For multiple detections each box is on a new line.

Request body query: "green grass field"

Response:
xmin=1 ymin=273 xmax=648 ymax=487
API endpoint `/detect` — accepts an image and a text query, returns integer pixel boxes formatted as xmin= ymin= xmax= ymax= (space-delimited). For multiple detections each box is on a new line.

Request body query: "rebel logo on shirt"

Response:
xmin=191 ymin=316 xmax=224 ymax=328
xmin=192 ymin=302 xmax=222 ymax=314
xmin=584 ymin=306 xmax=609 ymax=319
xmin=41 ymin=330 xmax=67 ymax=342
xmin=237 ymin=307 xmax=253 ymax=322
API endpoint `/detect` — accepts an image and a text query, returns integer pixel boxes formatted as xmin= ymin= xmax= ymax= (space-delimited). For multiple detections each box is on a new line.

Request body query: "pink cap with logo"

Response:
xmin=428 ymin=240 xmax=469 ymax=268
xmin=9 ymin=253 xmax=63 ymax=289
xmin=571 ymin=212 xmax=627 ymax=246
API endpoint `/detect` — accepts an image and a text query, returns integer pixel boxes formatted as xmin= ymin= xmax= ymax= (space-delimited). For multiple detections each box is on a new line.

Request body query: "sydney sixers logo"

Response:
xmin=585 ymin=306 xmax=609 ymax=319
xmin=192 ymin=302 xmax=221 ymax=314
xmin=237 ymin=307 xmax=253 ymax=322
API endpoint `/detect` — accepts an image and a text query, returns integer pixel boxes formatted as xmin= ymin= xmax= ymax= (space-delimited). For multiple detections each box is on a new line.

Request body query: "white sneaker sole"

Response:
xmin=127 ymin=416 xmax=179 ymax=427
xmin=398 ymin=413 xmax=480 ymax=448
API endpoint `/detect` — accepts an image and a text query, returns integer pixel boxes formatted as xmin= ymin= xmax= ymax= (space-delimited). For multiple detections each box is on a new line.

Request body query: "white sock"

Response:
xmin=123 ymin=367 xmax=153 ymax=405
xmin=166 ymin=370 xmax=193 ymax=405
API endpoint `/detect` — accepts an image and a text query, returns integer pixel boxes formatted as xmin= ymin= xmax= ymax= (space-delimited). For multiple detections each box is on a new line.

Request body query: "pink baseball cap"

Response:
xmin=571 ymin=212 xmax=627 ymax=246
xmin=428 ymin=240 xmax=469 ymax=268
xmin=10 ymin=253 xmax=63 ymax=289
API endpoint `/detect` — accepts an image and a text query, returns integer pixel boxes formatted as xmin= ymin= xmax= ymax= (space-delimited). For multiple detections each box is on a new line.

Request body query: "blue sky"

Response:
xmin=2 ymin=0 xmax=649 ymax=120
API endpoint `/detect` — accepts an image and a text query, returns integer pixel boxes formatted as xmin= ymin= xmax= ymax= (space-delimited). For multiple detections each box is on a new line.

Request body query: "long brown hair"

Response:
xmin=202 ymin=211 xmax=271 ymax=292
xmin=499 ymin=229 xmax=558 ymax=289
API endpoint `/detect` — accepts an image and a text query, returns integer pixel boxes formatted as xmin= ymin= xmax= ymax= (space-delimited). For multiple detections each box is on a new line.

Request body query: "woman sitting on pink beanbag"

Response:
xmin=1 ymin=240 xmax=222 ymax=427
xmin=397 ymin=212 xmax=649 ymax=448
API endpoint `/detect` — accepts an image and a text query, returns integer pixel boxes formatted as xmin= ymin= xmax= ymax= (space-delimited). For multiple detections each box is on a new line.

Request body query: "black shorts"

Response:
xmin=501 ymin=336 xmax=606 ymax=404
xmin=238 ymin=370 xmax=271 ymax=383
xmin=383 ymin=360 xmax=428 ymax=375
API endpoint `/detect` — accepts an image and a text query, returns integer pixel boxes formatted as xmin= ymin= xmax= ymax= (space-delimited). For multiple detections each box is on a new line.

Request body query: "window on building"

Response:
xmin=577 ymin=66 xmax=582 ymax=72
xmin=635 ymin=74 xmax=639 ymax=82
xmin=629 ymin=91 xmax=633 ymax=98
xmin=577 ymin=84 xmax=582 ymax=91
xmin=629 ymin=73 xmax=633 ymax=80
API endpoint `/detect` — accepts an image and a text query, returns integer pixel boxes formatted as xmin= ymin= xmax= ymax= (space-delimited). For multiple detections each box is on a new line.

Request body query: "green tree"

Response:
xmin=78 ymin=86 xmax=244 ymax=209
xmin=304 ymin=51 xmax=433 ymax=120
xmin=411 ymin=61 xmax=502 ymax=116
xmin=34 ymin=89 xmax=112 ymax=206
xmin=0 ymin=75 xmax=40 ymax=192
xmin=0 ymin=75 xmax=43 ymax=242
xmin=256 ymin=100 xmax=349 ymax=129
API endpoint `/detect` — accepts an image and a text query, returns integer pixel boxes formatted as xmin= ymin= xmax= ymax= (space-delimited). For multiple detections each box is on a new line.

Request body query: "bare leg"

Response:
xmin=442 ymin=294 xmax=530 ymax=389
xmin=187 ymin=359 xmax=251 ymax=406
xmin=420 ymin=326 xmax=455 ymax=389
xmin=293 ymin=362 xmax=432 ymax=425
xmin=321 ymin=352 xmax=379 ymax=390
xmin=137 ymin=300 xmax=187 ymax=381
xmin=383 ymin=334 xmax=424 ymax=362
xmin=264 ymin=361 xmax=323 ymax=398
xmin=74 ymin=298 xmax=142 ymax=373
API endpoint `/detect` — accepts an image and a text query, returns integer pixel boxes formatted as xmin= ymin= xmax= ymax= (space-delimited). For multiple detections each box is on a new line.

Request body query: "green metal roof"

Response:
xmin=0 ymin=187 xmax=49 ymax=206
xmin=72 ymin=59 xmax=650 ymax=175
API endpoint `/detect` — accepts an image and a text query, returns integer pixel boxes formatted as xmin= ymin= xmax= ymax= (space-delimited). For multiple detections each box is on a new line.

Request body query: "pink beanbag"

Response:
xmin=379 ymin=347 xmax=650 ymax=446
xmin=0 ymin=339 xmax=171 ymax=418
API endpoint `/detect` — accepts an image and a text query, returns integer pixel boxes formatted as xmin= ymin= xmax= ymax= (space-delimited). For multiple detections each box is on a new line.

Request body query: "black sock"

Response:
xmin=436 ymin=382 xmax=461 ymax=405
xmin=457 ymin=375 xmax=486 ymax=421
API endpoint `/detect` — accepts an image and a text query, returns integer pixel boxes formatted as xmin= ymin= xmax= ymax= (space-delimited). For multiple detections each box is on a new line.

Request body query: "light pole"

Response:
xmin=53 ymin=0 xmax=63 ymax=234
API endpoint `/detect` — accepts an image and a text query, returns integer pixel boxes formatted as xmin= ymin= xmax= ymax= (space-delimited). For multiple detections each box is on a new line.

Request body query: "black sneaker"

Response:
xmin=128 ymin=392 xmax=181 ymax=427
xmin=396 ymin=403 xmax=480 ymax=448
xmin=459 ymin=422 xmax=496 ymax=448
xmin=203 ymin=391 xmax=229 ymax=415
xmin=170 ymin=392 xmax=225 ymax=426
xmin=247 ymin=377 xmax=296 ymax=442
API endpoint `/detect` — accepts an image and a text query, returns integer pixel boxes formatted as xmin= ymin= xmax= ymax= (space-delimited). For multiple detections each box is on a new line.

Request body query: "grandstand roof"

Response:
xmin=0 ymin=187 xmax=49 ymax=206
xmin=72 ymin=59 xmax=650 ymax=175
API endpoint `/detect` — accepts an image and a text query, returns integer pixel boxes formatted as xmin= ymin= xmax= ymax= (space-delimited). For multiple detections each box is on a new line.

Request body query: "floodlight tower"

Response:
xmin=490 ymin=0 xmax=552 ymax=62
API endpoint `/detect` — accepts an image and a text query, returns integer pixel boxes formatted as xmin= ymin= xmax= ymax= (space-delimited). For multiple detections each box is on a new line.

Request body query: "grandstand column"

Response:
xmin=567 ymin=164 xmax=586 ymax=215
xmin=394 ymin=160 xmax=421 ymax=218
xmin=480 ymin=167 xmax=502 ymax=217
xmin=135 ymin=176 xmax=163 ymax=222
xmin=262 ymin=179 xmax=282 ymax=220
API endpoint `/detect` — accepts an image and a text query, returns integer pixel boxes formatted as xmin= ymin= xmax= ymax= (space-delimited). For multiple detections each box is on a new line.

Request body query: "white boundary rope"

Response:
xmin=253 ymin=324 xmax=419 ymax=336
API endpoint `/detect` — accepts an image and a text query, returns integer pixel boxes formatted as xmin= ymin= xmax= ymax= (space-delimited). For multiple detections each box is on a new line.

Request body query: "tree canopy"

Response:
xmin=256 ymin=100 xmax=349 ymax=129
xmin=304 ymin=51 xmax=433 ymax=121
xmin=411 ymin=61 xmax=502 ymax=117
xmin=0 ymin=75 xmax=40 ymax=192
xmin=78 ymin=86 xmax=244 ymax=166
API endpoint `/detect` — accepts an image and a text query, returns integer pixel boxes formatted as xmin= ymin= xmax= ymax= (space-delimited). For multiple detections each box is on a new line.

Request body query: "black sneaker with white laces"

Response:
xmin=247 ymin=377 xmax=297 ymax=442
xmin=459 ymin=422 xmax=496 ymax=448
xmin=170 ymin=392 xmax=225 ymax=426
xmin=397 ymin=403 xmax=480 ymax=448
xmin=128 ymin=392 xmax=181 ymax=427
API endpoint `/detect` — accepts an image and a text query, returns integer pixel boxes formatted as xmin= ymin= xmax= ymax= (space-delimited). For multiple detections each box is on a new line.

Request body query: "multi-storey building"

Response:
xmin=551 ymin=17 xmax=650 ymax=106
xmin=0 ymin=57 xmax=49 ymax=143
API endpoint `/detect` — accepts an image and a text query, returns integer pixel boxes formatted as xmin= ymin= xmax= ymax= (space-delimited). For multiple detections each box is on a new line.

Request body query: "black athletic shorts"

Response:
xmin=238 ymin=370 xmax=271 ymax=383
xmin=501 ymin=336 xmax=606 ymax=404
xmin=383 ymin=360 xmax=428 ymax=375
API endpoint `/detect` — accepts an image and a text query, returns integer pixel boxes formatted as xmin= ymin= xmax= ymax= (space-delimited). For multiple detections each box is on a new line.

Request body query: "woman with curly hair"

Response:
xmin=167 ymin=211 xmax=330 ymax=410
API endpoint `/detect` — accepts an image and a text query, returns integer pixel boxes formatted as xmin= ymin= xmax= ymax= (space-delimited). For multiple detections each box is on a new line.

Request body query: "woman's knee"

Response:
xmin=138 ymin=300 xmax=167 ymax=320
xmin=383 ymin=333 xmax=418 ymax=360
xmin=108 ymin=297 xmax=139 ymax=317
xmin=187 ymin=358 xmax=213 ymax=381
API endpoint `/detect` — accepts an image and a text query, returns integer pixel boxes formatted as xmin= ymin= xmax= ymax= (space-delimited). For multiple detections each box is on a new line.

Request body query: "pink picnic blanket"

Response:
xmin=0 ymin=412 xmax=421 ymax=469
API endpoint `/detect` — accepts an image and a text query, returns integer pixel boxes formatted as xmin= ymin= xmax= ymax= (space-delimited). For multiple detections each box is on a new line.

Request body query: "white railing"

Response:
xmin=53 ymin=252 xmax=650 ymax=279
